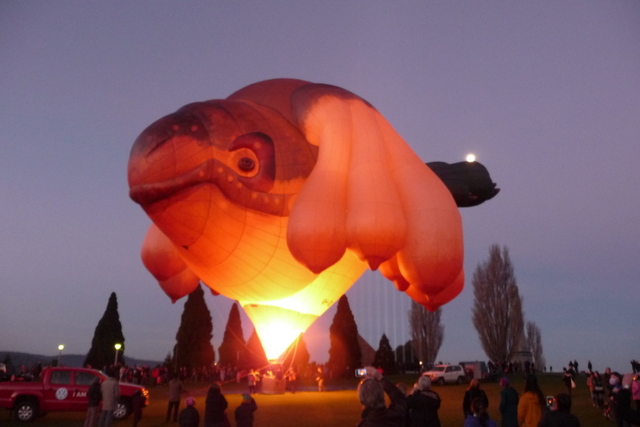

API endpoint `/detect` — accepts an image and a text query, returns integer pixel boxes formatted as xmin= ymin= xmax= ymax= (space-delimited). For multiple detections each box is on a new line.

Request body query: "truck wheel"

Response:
xmin=437 ymin=377 xmax=445 ymax=385
xmin=113 ymin=398 xmax=131 ymax=420
xmin=13 ymin=398 xmax=38 ymax=422
xmin=457 ymin=376 xmax=465 ymax=384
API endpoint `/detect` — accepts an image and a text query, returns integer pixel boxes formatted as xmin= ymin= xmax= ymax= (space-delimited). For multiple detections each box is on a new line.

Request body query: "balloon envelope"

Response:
xmin=128 ymin=79 xmax=471 ymax=359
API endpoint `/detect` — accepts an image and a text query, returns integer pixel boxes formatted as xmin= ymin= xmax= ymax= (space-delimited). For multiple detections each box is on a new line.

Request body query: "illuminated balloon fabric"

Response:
xmin=128 ymin=78 xmax=464 ymax=358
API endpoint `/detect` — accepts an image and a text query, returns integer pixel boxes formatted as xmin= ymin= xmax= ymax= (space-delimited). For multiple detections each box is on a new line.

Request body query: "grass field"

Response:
xmin=0 ymin=372 xmax=621 ymax=426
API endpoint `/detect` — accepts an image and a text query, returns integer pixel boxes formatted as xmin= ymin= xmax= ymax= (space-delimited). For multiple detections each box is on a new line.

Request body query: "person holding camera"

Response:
xmin=538 ymin=393 xmax=580 ymax=427
xmin=356 ymin=366 xmax=407 ymax=426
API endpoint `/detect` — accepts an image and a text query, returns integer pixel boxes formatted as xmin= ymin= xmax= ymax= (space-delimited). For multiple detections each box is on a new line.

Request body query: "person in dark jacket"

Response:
xmin=235 ymin=393 xmax=258 ymax=427
xmin=131 ymin=389 xmax=145 ymax=427
xmin=463 ymin=379 xmax=489 ymax=418
xmin=538 ymin=393 xmax=580 ymax=427
xmin=204 ymin=382 xmax=228 ymax=427
xmin=498 ymin=377 xmax=518 ymax=427
xmin=178 ymin=397 xmax=200 ymax=427
xmin=84 ymin=377 xmax=102 ymax=427
xmin=357 ymin=366 xmax=407 ymax=427
xmin=406 ymin=375 xmax=441 ymax=427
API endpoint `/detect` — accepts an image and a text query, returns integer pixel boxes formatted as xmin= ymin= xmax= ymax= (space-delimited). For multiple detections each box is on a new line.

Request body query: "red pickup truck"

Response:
xmin=0 ymin=367 xmax=149 ymax=422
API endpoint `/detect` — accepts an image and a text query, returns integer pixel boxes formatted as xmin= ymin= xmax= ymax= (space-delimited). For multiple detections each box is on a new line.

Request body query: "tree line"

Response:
xmin=84 ymin=244 xmax=545 ymax=377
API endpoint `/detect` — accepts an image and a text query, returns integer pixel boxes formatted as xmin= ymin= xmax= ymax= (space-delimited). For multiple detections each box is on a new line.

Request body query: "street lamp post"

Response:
xmin=114 ymin=343 xmax=122 ymax=366
xmin=57 ymin=344 xmax=64 ymax=366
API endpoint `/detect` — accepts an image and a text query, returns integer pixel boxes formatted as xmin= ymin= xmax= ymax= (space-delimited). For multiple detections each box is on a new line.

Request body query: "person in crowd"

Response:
xmin=356 ymin=366 xmax=407 ymax=427
xmin=562 ymin=367 xmax=575 ymax=397
xmin=285 ymin=367 xmax=297 ymax=394
xmin=131 ymin=389 xmax=144 ymax=427
xmin=204 ymin=382 xmax=229 ymax=427
xmin=517 ymin=374 xmax=544 ymax=427
xmin=464 ymin=397 xmax=498 ymax=427
xmin=315 ymin=366 xmax=326 ymax=392
xmin=84 ymin=377 xmax=102 ymax=427
xmin=167 ymin=374 xmax=186 ymax=422
xmin=538 ymin=393 xmax=580 ymax=427
xmin=463 ymin=379 xmax=489 ymax=418
xmin=235 ymin=393 xmax=258 ymax=427
xmin=178 ymin=396 xmax=200 ymax=427
xmin=498 ymin=377 xmax=518 ymax=427
xmin=609 ymin=373 xmax=640 ymax=427
xmin=406 ymin=375 xmax=441 ymax=427
xmin=247 ymin=369 xmax=259 ymax=395
xmin=98 ymin=368 xmax=120 ymax=427
xmin=632 ymin=375 xmax=640 ymax=414
xmin=592 ymin=371 xmax=605 ymax=409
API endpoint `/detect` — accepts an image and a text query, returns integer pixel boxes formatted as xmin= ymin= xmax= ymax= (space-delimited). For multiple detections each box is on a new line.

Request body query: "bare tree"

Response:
xmin=471 ymin=244 xmax=524 ymax=364
xmin=409 ymin=301 xmax=443 ymax=366
xmin=526 ymin=321 xmax=546 ymax=370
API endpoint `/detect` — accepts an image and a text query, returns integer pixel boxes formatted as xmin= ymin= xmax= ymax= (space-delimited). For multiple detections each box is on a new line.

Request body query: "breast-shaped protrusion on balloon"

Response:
xmin=286 ymin=94 xmax=352 ymax=273
xmin=141 ymin=224 xmax=200 ymax=302
xmin=288 ymin=85 xmax=407 ymax=273
xmin=376 ymin=115 xmax=464 ymax=299
xmin=404 ymin=270 xmax=464 ymax=312
xmin=288 ymin=83 xmax=463 ymax=298
xmin=379 ymin=255 xmax=410 ymax=292
xmin=345 ymin=102 xmax=407 ymax=270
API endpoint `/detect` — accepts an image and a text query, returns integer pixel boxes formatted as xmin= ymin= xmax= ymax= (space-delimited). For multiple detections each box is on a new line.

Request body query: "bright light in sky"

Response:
xmin=466 ymin=153 xmax=476 ymax=162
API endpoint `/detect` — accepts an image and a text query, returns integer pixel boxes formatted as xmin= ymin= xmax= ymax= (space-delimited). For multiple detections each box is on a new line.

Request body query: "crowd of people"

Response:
xmin=7 ymin=357 xmax=640 ymax=426
xmin=353 ymin=362 xmax=640 ymax=427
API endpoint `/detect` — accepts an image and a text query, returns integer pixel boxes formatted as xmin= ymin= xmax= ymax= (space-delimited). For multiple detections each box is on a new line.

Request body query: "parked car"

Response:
xmin=0 ymin=367 xmax=148 ymax=422
xmin=422 ymin=363 xmax=466 ymax=385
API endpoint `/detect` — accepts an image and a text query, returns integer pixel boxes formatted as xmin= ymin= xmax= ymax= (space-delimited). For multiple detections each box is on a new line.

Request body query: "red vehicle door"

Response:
xmin=42 ymin=369 xmax=76 ymax=411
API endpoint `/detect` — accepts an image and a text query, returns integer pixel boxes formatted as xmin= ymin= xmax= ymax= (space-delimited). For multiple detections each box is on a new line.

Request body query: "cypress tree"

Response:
xmin=373 ymin=333 xmax=398 ymax=375
xmin=244 ymin=329 xmax=268 ymax=370
xmin=217 ymin=302 xmax=246 ymax=367
xmin=84 ymin=292 xmax=125 ymax=369
xmin=173 ymin=284 xmax=215 ymax=372
xmin=328 ymin=295 xmax=361 ymax=378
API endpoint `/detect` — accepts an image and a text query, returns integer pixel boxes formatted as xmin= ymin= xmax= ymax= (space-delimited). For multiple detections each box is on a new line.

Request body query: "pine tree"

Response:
xmin=173 ymin=285 xmax=215 ymax=372
xmin=328 ymin=295 xmax=362 ymax=378
xmin=244 ymin=329 xmax=268 ymax=370
xmin=84 ymin=292 xmax=125 ymax=369
xmin=218 ymin=302 xmax=246 ymax=367
xmin=373 ymin=333 xmax=398 ymax=374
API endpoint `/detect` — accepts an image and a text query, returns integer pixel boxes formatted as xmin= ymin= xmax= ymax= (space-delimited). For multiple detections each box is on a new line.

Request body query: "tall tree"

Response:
xmin=244 ymin=329 xmax=268 ymax=370
xmin=84 ymin=292 xmax=125 ymax=369
xmin=394 ymin=341 xmax=418 ymax=372
xmin=409 ymin=302 xmax=444 ymax=366
xmin=328 ymin=295 xmax=362 ymax=377
xmin=471 ymin=244 xmax=524 ymax=364
xmin=218 ymin=303 xmax=246 ymax=367
xmin=373 ymin=334 xmax=398 ymax=375
xmin=526 ymin=321 xmax=546 ymax=370
xmin=173 ymin=285 xmax=215 ymax=372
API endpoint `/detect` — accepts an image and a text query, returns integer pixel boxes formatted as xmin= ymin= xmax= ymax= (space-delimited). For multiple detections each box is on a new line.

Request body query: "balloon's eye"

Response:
xmin=238 ymin=157 xmax=255 ymax=172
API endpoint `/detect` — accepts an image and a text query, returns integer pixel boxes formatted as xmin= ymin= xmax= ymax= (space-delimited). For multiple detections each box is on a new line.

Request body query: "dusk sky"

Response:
xmin=2 ymin=2 xmax=639 ymax=374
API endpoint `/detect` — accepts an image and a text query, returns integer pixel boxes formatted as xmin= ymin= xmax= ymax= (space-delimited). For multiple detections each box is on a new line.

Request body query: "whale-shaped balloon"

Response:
xmin=128 ymin=78 xmax=497 ymax=359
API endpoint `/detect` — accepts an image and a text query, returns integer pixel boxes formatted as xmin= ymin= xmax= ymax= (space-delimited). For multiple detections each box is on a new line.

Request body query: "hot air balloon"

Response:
xmin=128 ymin=78 xmax=498 ymax=360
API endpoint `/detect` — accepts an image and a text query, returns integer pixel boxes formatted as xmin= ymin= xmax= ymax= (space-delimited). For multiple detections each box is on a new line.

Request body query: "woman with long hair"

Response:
xmin=517 ymin=375 xmax=545 ymax=427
